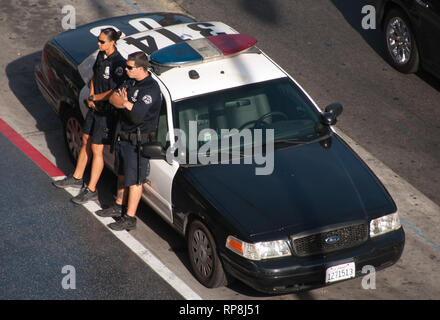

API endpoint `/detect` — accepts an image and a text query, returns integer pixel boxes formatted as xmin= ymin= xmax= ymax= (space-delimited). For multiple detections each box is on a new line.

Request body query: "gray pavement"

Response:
xmin=0 ymin=132 xmax=182 ymax=300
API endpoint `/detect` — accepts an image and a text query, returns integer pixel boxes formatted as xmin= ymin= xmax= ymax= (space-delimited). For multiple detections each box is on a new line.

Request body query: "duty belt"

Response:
xmin=118 ymin=130 xmax=153 ymax=145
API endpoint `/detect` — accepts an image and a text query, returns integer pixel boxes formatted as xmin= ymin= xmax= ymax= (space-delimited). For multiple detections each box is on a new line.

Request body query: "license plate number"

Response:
xmin=325 ymin=262 xmax=356 ymax=284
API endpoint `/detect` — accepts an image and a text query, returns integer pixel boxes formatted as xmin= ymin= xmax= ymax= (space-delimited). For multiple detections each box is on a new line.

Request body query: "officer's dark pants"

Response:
xmin=114 ymin=140 xmax=149 ymax=187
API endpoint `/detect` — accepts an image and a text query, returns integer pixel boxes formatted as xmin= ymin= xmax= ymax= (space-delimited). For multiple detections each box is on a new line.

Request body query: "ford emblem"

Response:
xmin=325 ymin=235 xmax=340 ymax=244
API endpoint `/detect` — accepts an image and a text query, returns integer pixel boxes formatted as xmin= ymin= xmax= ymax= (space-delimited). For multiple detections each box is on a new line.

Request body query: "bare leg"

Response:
xmin=126 ymin=184 xmax=143 ymax=217
xmin=115 ymin=175 xmax=128 ymax=206
xmin=107 ymin=180 xmax=140 ymax=231
xmin=87 ymin=143 xmax=104 ymax=192
xmin=73 ymin=133 xmax=91 ymax=179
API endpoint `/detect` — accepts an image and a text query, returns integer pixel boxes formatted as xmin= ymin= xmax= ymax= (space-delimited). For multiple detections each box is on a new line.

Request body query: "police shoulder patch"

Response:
xmin=115 ymin=66 xmax=124 ymax=76
xmin=142 ymin=95 xmax=153 ymax=104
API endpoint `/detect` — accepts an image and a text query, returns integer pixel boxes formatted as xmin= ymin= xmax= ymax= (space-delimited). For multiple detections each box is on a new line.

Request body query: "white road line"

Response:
xmin=53 ymin=177 xmax=202 ymax=300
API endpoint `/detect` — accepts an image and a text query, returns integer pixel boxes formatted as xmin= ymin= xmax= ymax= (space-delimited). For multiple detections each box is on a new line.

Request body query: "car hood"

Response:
xmin=183 ymin=135 xmax=396 ymax=240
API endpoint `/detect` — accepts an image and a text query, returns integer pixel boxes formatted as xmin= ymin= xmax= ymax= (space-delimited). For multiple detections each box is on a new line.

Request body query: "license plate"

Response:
xmin=325 ymin=262 xmax=356 ymax=284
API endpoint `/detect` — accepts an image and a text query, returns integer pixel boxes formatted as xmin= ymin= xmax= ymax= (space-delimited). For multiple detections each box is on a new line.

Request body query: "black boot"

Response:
xmin=71 ymin=187 xmax=98 ymax=204
xmin=95 ymin=203 xmax=124 ymax=218
xmin=108 ymin=215 xmax=137 ymax=231
xmin=53 ymin=174 xmax=83 ymax=189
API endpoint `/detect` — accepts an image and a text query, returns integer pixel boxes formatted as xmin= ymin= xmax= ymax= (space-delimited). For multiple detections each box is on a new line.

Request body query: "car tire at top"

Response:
xmin=383 ymin=8 xmax=420 ymax=74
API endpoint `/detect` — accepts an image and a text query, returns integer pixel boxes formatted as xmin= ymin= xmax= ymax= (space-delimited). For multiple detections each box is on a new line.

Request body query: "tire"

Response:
xmin=187 ymin=220 xmax=228 ymax=288
xmin=383 ymin=8 xmax=420 ymax=74
xmin=61 ymin=106 xmax=84 ymax=162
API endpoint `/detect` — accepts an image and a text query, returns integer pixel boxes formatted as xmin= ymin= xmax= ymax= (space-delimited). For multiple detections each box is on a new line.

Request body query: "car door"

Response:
xmin=415 ymin=0 xmax=440 ymax=73
xmin=141 ymin=85 xmax=179 ymax=223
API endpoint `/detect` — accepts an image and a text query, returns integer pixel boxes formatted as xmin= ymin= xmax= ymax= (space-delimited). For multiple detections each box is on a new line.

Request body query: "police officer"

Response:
xmin=97 ymin=51 xmax=161 ymax=231
xmin=53 ymin=28 xmax=126 ymax=204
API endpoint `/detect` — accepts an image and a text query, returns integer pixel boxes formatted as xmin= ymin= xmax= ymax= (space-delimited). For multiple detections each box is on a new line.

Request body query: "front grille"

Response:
xmin=291 ymin=223 xmax=369 ymax=257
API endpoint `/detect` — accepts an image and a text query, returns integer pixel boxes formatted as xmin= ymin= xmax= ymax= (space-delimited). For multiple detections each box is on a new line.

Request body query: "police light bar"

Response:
xmin=150 ymin=34 xmax=258 ymax=67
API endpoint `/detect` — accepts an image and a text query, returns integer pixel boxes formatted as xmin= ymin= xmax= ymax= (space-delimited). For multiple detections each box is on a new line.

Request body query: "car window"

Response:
xmin=44 ymin=41 xmax=84 ymax=95
xmin=173 ymin=77 xmax=326 ymax=153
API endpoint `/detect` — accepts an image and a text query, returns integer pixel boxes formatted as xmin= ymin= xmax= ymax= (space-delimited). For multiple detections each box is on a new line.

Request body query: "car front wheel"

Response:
xmin=187 ymin=220 xmax=228 ymax=288
xmin=383 ymin=9 xmax=420 ymax=74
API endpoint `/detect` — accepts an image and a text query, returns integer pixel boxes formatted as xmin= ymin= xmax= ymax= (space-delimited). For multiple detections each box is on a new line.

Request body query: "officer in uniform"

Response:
xmin=53 ymin=28 xmax=126 ymax=204
xmin=97 ymin=51 xmax=161 ymax=231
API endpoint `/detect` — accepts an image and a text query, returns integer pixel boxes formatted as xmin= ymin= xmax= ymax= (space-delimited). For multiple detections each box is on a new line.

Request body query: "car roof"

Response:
xmin=157 ymin=52 xmax=287 ymax=101
xmin=115 ymin=21 xmax=288 ymax=100
xmin=51 ymin=12 xmax=195 ymax=65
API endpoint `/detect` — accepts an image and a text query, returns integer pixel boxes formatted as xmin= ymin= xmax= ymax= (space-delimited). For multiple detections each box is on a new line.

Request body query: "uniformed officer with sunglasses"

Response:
xmin=97 ymin=51 xmax=162 ymax=231
xmin=53 ymin=28 xmax=126 ymax=204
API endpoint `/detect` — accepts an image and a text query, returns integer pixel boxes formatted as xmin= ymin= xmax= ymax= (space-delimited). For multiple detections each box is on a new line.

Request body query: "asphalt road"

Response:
xmin=0 ymin=0 xmax=439 ymax=300
xmin=0 ymin=132 xmax=182 ymax=300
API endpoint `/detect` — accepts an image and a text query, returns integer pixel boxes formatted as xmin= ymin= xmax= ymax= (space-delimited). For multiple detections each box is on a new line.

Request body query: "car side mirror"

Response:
xmin=322 ymin=103 xmax=343 ymax=126
xmin=141 ymin=142 xmax=167 ymax=160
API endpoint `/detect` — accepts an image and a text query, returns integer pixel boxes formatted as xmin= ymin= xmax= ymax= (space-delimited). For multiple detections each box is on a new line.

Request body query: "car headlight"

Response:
xmin=226 ymin=236 xmax=291 ymax=261
xmin=370 ymin=212 xmax=402 ymax=238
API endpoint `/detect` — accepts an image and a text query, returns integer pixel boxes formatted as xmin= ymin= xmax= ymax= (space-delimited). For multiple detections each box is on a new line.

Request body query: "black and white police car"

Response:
xmin=35 ymin=12 xmax=405 ymax=294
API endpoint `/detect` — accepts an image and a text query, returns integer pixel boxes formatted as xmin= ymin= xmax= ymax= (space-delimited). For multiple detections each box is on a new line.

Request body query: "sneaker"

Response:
xmin=108 ymin=215 xmax=137 ymax=231
xmin=95 ymin=203 xmax=124 ymax=218
xmin=52 ymin=174 xmax=83 ymax=189
xmin=71 ymin=187 xmax=98 ymax=204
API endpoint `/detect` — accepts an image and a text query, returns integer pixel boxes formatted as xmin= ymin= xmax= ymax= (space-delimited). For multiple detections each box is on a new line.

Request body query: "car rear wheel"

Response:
xmin=383 ymin=8 xmax=420 ymax=74
xmin=187 ymin=220 xmax=228 ymax=288
xmin=61 ymin=107 xmax=83 ymax=162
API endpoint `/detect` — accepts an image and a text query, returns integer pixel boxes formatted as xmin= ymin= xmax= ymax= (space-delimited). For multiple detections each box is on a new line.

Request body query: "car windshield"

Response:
xmin=173 ymin=77 xmax=329 ymax=156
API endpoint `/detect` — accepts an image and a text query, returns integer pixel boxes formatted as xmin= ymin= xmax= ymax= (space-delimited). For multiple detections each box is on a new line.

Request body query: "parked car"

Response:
xmin=367 ymin=0 xmax=440 ymax=77
xmin=35 ymin=12 xmax=405 ymax=294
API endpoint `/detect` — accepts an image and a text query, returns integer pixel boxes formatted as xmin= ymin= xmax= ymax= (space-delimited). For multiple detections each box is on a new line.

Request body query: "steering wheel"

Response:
xmin=238 ymin=111 xmax=289 ymax=130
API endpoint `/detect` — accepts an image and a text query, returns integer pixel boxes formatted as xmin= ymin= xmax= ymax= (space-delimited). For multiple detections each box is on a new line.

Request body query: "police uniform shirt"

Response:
xmin=118 ymin=75 xmax=162 ymax=133
xmin=92 ymin=49 xmax=126 ymax=95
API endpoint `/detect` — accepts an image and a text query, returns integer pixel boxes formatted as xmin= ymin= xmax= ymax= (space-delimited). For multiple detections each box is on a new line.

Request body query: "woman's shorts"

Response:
xmin=82 ymin=109 xmax=115 ymax=145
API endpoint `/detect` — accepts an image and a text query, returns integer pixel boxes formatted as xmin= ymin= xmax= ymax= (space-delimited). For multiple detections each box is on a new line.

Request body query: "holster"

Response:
xmin=118 ymin=130 xmax=153 ymax=145
xmin=110 ymin=118 xmax=121 ymax=154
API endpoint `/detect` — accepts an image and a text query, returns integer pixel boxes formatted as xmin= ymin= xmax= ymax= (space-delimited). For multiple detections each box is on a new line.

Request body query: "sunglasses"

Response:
xmin=97 ymin=38 xmax=107 ymax=44
xmin=126 ymin=65 xmax=138 ymax=70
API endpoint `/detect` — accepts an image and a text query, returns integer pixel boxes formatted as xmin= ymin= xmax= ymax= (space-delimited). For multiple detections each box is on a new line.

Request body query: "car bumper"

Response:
xmin=220 ymin=227 xmax=405 ymax=294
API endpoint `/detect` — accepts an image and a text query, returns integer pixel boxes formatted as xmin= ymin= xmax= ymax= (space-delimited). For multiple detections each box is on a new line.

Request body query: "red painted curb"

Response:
xmin=0 ymin=118 xmax=65 ymax=178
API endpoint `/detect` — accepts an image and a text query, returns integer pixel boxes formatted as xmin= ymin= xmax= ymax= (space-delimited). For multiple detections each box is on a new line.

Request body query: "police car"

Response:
xmin=35 ymin=12 xmax=405 ymax=294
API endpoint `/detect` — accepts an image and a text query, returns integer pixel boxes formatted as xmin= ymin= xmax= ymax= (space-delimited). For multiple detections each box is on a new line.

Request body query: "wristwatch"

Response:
xmin=88 ymin=95 xmax=95 ymax=101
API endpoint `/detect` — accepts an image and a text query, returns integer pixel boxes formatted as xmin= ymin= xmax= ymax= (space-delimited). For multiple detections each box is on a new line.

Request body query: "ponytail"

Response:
xmin=100 ymin=28 xmax=122 ymax=42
